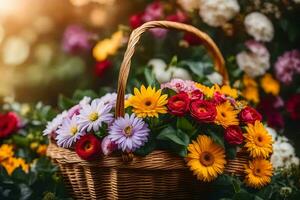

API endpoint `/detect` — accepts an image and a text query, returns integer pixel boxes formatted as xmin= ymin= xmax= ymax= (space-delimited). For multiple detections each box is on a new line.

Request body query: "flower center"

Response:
xmin=145 ymin=100 xmax=152 ymax=106
xmin=221 ymin=112 xmax=226 ymax=117
xmin=254 ymin=168 xmax=261 ymax=176
xmin=124 ymin=126 xmax=133 ymax=137
xmin=70 ymin=126 xmax=78 ymax=135
xmin=255 ymin=135 xmax=264 ymax=147
xmin=197 ymin=106 xmax=207 ymax=113
xmin=84 ymin=141 xmax=92 ymax=151
xmin=89 ymin=112 xmax=99 ymax=121
xmin=199 ymin=151 xmax=215 ymax=167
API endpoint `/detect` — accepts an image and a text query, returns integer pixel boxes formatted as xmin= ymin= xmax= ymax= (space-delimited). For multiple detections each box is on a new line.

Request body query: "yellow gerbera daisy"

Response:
xmin=244 ymin=159 xmax=273 ymax=189
xmin=125 ymin=85 xmax=168 ymax=118
xmin=260 ymin=73 xmax=280 ymax=96
xmin=186 ymin=135 xmax=226 ymax=182
xmin=194 ymin=83 xmax=215 ymax=98
xmin=215 ymin=101 xmax=239 ymax=128
xmin=213 ymin=84 xmax=239 ymax=99
xmin=244 ymin=121 xmax=273 ymax=158
xmin=0 ymin=144 xmax=14 ymax=162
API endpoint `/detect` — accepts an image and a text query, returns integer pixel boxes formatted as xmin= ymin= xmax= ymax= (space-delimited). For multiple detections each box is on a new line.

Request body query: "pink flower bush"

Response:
xmin=275 ymin=50 xmax=300 ymax=85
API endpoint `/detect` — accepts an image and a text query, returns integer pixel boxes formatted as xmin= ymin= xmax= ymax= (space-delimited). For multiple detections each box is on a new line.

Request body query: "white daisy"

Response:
xmin=43 ymin=111 xmax=68 ymax=136
xmin=56 ymin=116 xmax=84 ymax=148
xmin=77 ymin=99 xmax=113 ymax=132
xmin=95 ymin=92 xmax=118 ymax=107
xmin=79 ymin=96 xmax=91 ymax=106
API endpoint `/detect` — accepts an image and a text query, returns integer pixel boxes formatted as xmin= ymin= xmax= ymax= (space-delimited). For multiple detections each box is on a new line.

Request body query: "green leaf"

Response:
xmin=176 ymin=117 xmax=196 ymax=137
xmin=144 ymin=67 xmax=155 ymax=86
xmin=226 ymin=146 xmax=237 ymax=159
xmin=206 ymin=129 xmax=224 ymax=147
xmin=57 ymin=95 xmax=75 ymax=110
xmin=180 ymin=61 xmax=213 ymax=77
xmin=135 ymin=134 xmax=156 ymax=156
xmin=232 ymin=178 xmax=241 ymax=193
xmin=233 ymin=190 xmax=253 ymax=200
xmin=157 ymin=126 xmax=189 ymax=146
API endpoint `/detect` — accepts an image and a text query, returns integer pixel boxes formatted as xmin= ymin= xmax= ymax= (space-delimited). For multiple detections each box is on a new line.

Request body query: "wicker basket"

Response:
xmin=47 ymin=21 xmax=249 ymax=199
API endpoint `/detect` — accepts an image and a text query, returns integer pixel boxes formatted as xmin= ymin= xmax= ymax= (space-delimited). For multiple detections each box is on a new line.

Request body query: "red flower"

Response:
xmin=224 ymin=126 xmax=244 ymax=145
xmin=190 ymin=100 xmax=217 ymax=123
xmin=166 ymin=10 xmax=188 ymax=23
xmin=129 ymin=13 xmax=144 ymax=29
xmin=167 ymin=92 xmax=190 ymax=116
xmin=190 ymin=90 xmax=204 ymax=101
xmin=94 ymin=60 xmax=112 ymax=77
xmin=75 ymin=134 xmax=102 ymax=160
xmin=213 ymin=92 xmax=227 ymax=104
xmin=266 ymin=111 xmax=284 ymax=129
xmin=183 ymin=32 xmax=202 ymax=46
xmin=0 ymin=112 xmax=20 ymax=139
xmin=239 ymin=106 xmax=262 ymax=124
xmin=286 ymin=94 xmax=300 ymax=120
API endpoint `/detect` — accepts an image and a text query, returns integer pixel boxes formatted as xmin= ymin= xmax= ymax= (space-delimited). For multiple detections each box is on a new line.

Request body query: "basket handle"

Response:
xmin=116 ymin=21 xmax=228 ymax=117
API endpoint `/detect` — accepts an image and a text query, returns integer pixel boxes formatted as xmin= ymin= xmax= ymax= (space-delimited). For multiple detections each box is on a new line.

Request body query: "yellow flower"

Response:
xmin=1 ymin=157 xmax=29 ymax=175
xmin=30 ymin=142 xmax=39 ymax=150
xmin=215 ymin=101 xmax=239 ymax=128
xmin=243 ymin=86 xmax=260 ymax=104
xmin=37 ymin=144 xmax=48 ymax=156
xmin=125 ymin=85 xmax=168 ymax=118
xmin=186 ymin=135 xmax=226 ymax=182
xmin=260 ymin=73 xmax=280 ymax=96
xmin=244 ymin=159 xmax=273 ymax=189
xmin=0 ymin=144 xmax=14 ymax=162
xmin=213 ymin=84 xmax=239 ymax=99
xmin=242 ymin=75 xmax=259 ymax=103
xmin=92 ymin=30 xmax=123 ymax=61
xmin=195 ymin=83 xmax=215 ymax=98
xmin=244 ymin=121 xmax=273 ymax=158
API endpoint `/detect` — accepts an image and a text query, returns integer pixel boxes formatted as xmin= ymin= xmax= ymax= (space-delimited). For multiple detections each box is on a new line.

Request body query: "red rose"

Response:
xmin=129 ymin=13 xmax=144 ymax=29
xmin=224 ymin=126 xmax=244 ymax=145
xmin=0 ymin=112 xmax=20 ymax=139
xmin=190 ymin=100 xmax=217 ymax=123
xmin=190 ymin=90 xmax=204 ymax=101
xmin=239 ymin=106 xmax=262 ymax=124
xmin=75 ymin=134 xmax=102 ymax=160
xmin=286 ymin=94 xmax=300 ymax=120
xmin=213 ymin=92 xmax=227 ymax=104
xmin=94 ymin=60 xmax=112 ymax=77
xmin=167 ymin=92 xmax=190 ymax=116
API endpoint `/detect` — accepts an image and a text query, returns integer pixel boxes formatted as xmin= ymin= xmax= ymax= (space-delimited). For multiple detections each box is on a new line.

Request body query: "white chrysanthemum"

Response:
xmin=244 ymin=12 xmax=274 ymax=42
xmin=266 ymin=127 xmax=277 ymax=142
xmin=271 ymin=134 xmax=299 ymax=170
xmin=170 ymin=67 xmax=192 ymax=81
xmin=207 ymin=72 xmax=223 ymax=85
xmin=77 ymin=99 xmax=113 ymax=132
xmin=56 ymin=116 xmax=85 ymax=148
xmin=236 ymin=40 xmax=270 ymax=77
xmin=199 ymin=0 xmax=240 ymax=27
xmin=177 ymin=0 xmax=199 ymax=12
xmin=43 ymin=111 xmax=68 ymax=136
xmin=79 ymin=96 xmax=91 ymax=106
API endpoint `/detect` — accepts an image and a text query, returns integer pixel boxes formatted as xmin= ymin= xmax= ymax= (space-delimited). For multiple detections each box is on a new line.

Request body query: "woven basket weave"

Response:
xmin=47 ymin=21 xmax=249 ymax=199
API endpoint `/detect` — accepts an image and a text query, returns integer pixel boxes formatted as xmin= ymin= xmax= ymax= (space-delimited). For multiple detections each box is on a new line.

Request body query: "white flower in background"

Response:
xmin=2 ymin=36 xmax=30 ymax=65
xmin=270 ymin=129 xmax=300 ymax=170
xmin=170 ymin=67 xmax=192 ymax=80
xmin=293 ymin=0 xmax=300 ymax=3
xmin=236 ymin=40 xmax=270 ymax=77
xmin=207 ymin=72 xmax=223 ymax=85
xmin=96 ymin=92 xmax=118 ymax=107
xmin=148 ymin=58 xmax=191 ymax=83
xmin=77 ymin=99 xmax=114 ymax=132
xmin=43 ymin=111 xmax=68 ymax=136
xmin=56 ymin=116 xmax=85 ymax=148
xmin=177 ymin=0 xmax=199 ymax=12
xmin=244 ymin=12 xmax=274 ymax=42
xmin=199 ymin=0 xmax=240 ymax=27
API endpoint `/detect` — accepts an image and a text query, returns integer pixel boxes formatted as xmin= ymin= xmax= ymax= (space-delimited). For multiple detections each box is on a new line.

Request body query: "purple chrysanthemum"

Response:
xmin=275 ymin=50 xmax=300 ymax=85
xmin=62 ymin=25 xmax=93 ymax=54
xmin=108 ymin=114 xmax=150 ymax=152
